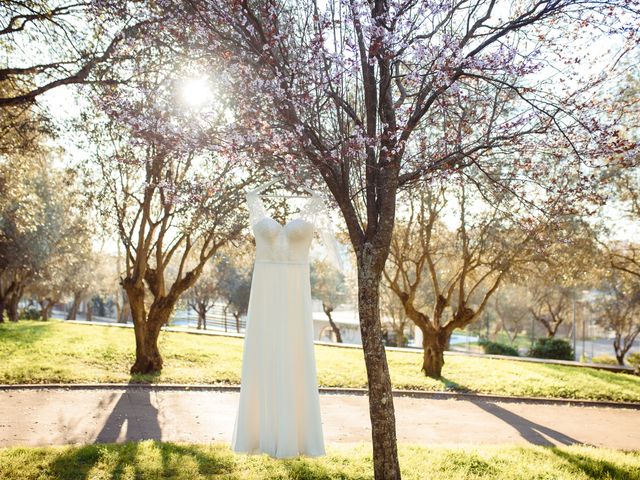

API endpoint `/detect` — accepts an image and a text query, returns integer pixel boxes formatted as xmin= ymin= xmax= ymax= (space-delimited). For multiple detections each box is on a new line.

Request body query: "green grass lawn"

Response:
xmin=1 ymin=320 xmax=640 ymax=402
xmin=0 ymin=441 xmax=638 ymax=480
xmin=488 ymin=331 xmax=534 ymax=350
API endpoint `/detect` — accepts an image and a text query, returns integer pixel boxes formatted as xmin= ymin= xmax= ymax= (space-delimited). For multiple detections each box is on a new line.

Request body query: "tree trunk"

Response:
xmin=127 ymin=284 xmax=171 ymax=374
xmin=7 ymin=292 xmax=20 ymax=322
xmin=0 ymin=297 xmax=4 ymax=323
xmin=196 ymin=307 xmax=204 ymax=329
xmin=233 ymin=312 xmax=241 ymax=333
xmin=86 ymin=301 xmax=93 ymax=322
xmin=323 ymin=303 xmax=343 ymax=343
xmin=39 ymin=300 xmax=53 ymax=321
xmin=491 ymin=321 xmax=501 ymax=342
xmin=356 ymin=253 xmax=401 ymax=480
xmin=130 ymin=318 xmax=165 ymax=374
xmin=196 ymin=304 xmax=207 ymax=330
xmin=614 ymin=334 xmax=630 ymax=366
xmin=67 ymin=291 xmax=83 ymax=320
xmin=116 ymin=289 xmax=129 ymax=323
xmin=120 ymin=301 xmax=130 ymax=324
xmin=421 ymin=327 xmax=449 ymax=379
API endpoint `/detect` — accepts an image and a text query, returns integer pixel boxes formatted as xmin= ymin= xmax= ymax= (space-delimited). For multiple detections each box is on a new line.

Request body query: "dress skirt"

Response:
xmin=231 ymin=260 xmax=325 ymax=458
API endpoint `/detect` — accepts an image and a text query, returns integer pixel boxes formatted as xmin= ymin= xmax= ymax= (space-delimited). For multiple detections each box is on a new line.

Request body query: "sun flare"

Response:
xmin=180 ymin=76 xmax=213 ymax=107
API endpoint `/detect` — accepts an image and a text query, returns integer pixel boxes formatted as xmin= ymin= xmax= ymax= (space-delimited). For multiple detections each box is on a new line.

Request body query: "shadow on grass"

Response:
xmin=44 ymin=441 xmax=351 ymax=480
xmin=49 ymin=442 xmax=138 ymax=480
xmin=471 ymin=400 xmax=581 ymax=446
xmin=440 ymin=376 xmax=473 ymax=393
xmin=0 ymin=320 xmax=51 ymax=346
xmin=551 ymin=448 xmax=639 ymax=480
xmin=48 ymin=441 xmax=236 ymax=480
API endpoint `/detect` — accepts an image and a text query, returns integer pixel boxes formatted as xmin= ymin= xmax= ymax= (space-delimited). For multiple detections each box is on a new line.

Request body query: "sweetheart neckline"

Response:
xmin=248 ymin=191 xmax=318 ymax=230
xmin=253 ymin=216 xmax=312 ymax=230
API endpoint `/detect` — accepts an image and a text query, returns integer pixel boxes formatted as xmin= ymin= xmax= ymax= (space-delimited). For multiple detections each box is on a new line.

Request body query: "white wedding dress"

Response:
xmin=231 ymin=188 xmax=341 ymax=458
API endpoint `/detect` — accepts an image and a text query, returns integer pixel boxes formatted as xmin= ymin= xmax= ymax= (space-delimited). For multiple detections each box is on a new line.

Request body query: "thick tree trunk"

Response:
xmin=130 ymin=320 xmax=165 ymax=374
xmin=67 ymin=291 xmax=83 ymax=320
xmin=128 ymin=289 xmax=171 ymax=374
xmin=86 ymin=301 xmax=93 ymax=322
xmin=323 ymin=303 xmax=343 ymax=343
xmin=421 ymin=327 xmax=449 ymax=379
xmin=357 ymin=253 xmax=401 ymax=480
xmin=7 ymin=293 xmax=19 ymax=322
xmin=5 ymin=285 xmax=23 ymax=322
xmin=126 ymin=283 xmax=158 ymax=374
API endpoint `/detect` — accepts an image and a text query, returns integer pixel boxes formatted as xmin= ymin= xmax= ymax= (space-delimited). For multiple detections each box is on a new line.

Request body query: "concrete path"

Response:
xmin=1 ymin=387 xmax=638 ymax=449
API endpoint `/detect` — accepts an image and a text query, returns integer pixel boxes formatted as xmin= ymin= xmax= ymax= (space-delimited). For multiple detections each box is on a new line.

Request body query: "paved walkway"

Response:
xmin=1 ymin=387 xmax=638 ymax=449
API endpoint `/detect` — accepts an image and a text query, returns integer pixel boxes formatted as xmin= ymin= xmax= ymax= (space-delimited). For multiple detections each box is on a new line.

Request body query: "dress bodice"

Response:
xmin=245 ymin=189 xmax=343 ymax=269
xmin=253 ymin=217 xmax=314 ymax=264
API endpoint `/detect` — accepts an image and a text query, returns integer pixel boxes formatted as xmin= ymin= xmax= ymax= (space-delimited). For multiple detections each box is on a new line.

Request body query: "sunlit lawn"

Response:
xmin=1 ymin=320 xmax=640 ymax=402
xmin=0 ymin=441 xmax=639 ymax=480
xmin=467 ymin=330 xmax=533 ymax=350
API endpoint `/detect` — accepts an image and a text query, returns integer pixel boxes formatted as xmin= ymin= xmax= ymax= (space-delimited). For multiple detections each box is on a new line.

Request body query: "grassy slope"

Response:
xmin=1 ymin=320 xmax=640 ymax=402
xmin=0 ymin=441 xmax=638 ymax=480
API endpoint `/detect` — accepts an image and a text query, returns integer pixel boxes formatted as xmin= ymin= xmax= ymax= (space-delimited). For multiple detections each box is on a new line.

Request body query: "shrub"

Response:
xmin=627 ymin=352 xmax=640 ymax=368
xmin=20 ymin=306 xmax=40 ymax=320
xmin=591 ymin=355 xmax=618 ymax=365
xmin=478 ymin=339 xmax=520 ymax=357
xmin=529 ymin=338 xmax=574 ymax=360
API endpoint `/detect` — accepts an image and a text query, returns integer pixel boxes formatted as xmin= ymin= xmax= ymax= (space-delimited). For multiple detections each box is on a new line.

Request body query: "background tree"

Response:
xmin=596 ymin=55 xmax=640 ymax=336
xmin=0 ymin=153 xmax=86 ymax=321
xmin=594 ymin=267 xmax=640 ymax=365
xmin=217 ymin=242 xmax=254 ymax=333
xmin=84 ymin=39 xmax=251 ymax=374
xmin=65 ymin=251 xmax=121 ymax=321
xmin=492 ymin=283 xmax=532 ymax=345
xmin=529 ymin=219 xmax=599 ymax=338
xmin=23 ymin=170 xmax=92 ymax=321
xmin=380 ymin=285 xmax=412 ymax=347
xmin=0 ymin=110 xmax=47 ymax=321
xmin=311 ymin=260 xmax=349 ymax=343
xmin=384 ymin=174 xmax=547 ymax=378
xmin=529 ymin=278 xmax=573 ymax=339
xmin=187 ymin=259 xmax=223 ymax=330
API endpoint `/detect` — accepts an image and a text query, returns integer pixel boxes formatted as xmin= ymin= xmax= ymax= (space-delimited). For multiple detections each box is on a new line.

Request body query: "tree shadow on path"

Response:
xmin=94 ymin=382 xmax=162 ymax=443
xmin=470 ymin=400 xmax=583 ymax=446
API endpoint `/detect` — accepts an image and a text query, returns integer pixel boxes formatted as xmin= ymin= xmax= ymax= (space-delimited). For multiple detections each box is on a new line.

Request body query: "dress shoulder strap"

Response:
xmin=245 ymin=190 xmax=269 ymax=229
